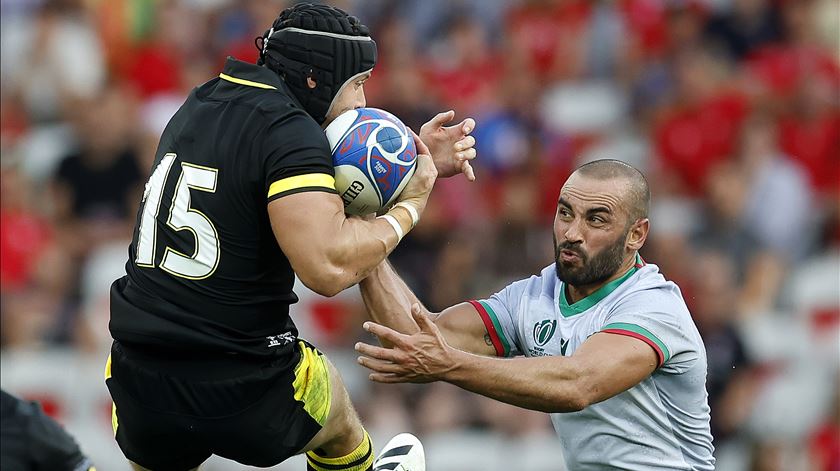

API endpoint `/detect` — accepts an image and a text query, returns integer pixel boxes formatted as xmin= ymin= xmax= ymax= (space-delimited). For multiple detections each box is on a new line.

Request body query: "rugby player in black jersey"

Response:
xmin=104 ymin=4 xmax=476 ymax=471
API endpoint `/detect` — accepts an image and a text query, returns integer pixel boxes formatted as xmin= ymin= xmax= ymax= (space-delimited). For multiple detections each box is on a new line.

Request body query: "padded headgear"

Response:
xmin=257 ymin=3 xmax=377 ymax=124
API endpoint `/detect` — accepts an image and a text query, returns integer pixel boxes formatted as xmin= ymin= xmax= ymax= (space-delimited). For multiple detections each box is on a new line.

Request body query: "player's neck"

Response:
xmin=566 ymin=253 xmax=638 ymax=303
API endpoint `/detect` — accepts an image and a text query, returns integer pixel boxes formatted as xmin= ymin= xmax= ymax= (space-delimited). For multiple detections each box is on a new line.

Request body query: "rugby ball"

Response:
xmin=325 ymin=108 xmax=417 ymax=215
xmin=374 ymin=433 xmax=425 ymax=471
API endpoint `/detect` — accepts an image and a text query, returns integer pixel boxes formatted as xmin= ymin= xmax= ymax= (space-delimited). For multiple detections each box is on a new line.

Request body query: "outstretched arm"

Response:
xmin=359 ymin=261 xmax=495 ymax=355
xmin=356 ymin=307 xmax=658 ymax=413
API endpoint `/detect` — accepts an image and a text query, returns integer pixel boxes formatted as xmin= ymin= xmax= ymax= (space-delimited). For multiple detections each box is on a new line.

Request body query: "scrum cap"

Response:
xmin=257 ymin=3 xmax=377 ymax=124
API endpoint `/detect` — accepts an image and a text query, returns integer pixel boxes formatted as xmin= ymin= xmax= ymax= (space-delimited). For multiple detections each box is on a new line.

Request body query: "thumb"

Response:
xmin=428 ymin=110 xmax=455 ymax=128
xmin=410 ymin=129 xmax=431 ymax=156
xmin=411 ymin=304 xmax=434 ymax=331
xmin=461 ymin=117 xmax=475 ymax=135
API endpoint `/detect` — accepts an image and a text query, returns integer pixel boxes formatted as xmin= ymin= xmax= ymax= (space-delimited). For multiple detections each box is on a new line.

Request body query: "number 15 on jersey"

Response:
xmin=135 ymin=153 xmax=220 ymax=279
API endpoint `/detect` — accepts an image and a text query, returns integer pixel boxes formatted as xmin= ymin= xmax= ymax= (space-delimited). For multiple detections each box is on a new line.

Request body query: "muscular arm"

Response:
xmin=269 ymin=192 xmax=415 ymax=297
xmin=359 ymin=261 xmax=495 ymax=355
xmin=356 ymin=313 xmax=658 ymax=413
xmin=443 ymin=333 xmax=657 ymax=412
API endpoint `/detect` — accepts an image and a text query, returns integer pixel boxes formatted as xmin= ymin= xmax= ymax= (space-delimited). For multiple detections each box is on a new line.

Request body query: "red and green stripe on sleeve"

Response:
xmin=601 ymin=322 xmax=670 ymax=367
xmin=468 ymin=300 xmax=512 ymax=357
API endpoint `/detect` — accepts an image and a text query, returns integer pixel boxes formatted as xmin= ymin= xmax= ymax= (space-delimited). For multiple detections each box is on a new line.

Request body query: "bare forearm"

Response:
xmin=318 ymin=207 xmax=415 ymax=295
xmin=359 ymin=261 xmax=423 ymax=344
xmin=330 ymin=217 xmax=403 ymax=284
xmin=444 ymin=351 xmax=587 ymax=413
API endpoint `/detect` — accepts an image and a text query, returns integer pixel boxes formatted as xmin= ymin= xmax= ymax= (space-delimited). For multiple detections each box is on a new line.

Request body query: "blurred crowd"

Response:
xmin=0 ymin=0 xmax=838 ymax=469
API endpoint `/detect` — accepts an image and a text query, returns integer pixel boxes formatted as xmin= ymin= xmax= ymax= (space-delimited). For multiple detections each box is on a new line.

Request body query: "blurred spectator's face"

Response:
xmin=674 ymin=50 xmax=718 ymax=103
xmin=666 ymin=8 xmax=704 ymax=49
xmin=450 ymin=20 xmax=486 ymax=64
xmin=692 ymin=251 xmax=736 ymax=327
xmin=0 ymin=167 xmax=27 ymax=210
xmin=71 ymin=86 xmax=135 ymax=159
xmin=553 ymin=174 xmax=635 ymax=287
xmin=705 ymin=162 xmax=747 ymax=221
xmin=322 ymin=72 xmax=369 ymax=127
xmin=734 ymin=0 xmax=766 ymax=17
xmin=782 ymin=0 xmax=815 ymax=42
xmin=740 ymin=119 xmax=776 ymax=163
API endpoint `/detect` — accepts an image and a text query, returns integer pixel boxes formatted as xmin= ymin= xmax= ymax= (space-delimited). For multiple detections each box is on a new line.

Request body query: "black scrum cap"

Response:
xmin=258 ymin=3 xmax=377 ymax=124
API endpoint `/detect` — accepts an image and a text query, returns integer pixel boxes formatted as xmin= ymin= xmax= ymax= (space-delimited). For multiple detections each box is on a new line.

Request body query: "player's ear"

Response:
xmin=306 ymin=69 xmax=317 ymax=89
xmin=626 ymin=218 xmax=649 ymax=251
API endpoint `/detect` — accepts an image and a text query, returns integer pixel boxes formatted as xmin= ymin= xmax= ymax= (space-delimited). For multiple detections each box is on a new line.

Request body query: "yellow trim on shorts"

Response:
xmin=292 ymin=341 xmax=332 ymax=426
xmin=104 ymin=354 xmax=118 ymax=434
xmin=111 ymin=402 xmax=118 ymax=435
xmin=104 ymin=353 xmax=112 ymax=380
xmin=267 ymin=173 xmax=336 ymax=199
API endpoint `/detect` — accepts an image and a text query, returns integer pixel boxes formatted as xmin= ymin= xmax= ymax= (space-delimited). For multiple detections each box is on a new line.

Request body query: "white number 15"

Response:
xmin=135 ymin=153 xmax=220 ymax=279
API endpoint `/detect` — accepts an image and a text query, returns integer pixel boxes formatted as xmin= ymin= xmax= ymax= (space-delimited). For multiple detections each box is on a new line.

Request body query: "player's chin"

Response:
xmin=323 ymin=108 xmax=353 ymax=127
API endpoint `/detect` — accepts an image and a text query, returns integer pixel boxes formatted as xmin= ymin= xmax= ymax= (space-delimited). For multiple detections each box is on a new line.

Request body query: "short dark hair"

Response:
xmin=573 ymin=159 xmax=650 ymax=223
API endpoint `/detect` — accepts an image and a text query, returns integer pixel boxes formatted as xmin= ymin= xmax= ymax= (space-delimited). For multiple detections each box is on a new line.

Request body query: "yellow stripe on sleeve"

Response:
xmin=268 ymin=173 xmax=336 ymax=199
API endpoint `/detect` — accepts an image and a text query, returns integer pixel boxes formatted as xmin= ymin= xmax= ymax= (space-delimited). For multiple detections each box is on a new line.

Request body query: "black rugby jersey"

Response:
xmin=110 ymin=58 xmax=337 ymax=358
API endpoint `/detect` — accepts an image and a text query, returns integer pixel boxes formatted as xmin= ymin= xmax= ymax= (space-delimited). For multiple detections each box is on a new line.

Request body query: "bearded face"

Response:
xmin=554 ymin=228 xmax=628 ymax=287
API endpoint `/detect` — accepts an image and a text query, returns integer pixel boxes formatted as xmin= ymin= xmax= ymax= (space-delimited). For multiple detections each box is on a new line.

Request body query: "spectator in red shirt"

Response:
xmin=809 ymin=384 xmax=840 ymax=471
xmin=653 ymin=47 xmax=749 ymax=195
xmin=505 ymin=0 xmax=592 ymax=81
xmin=425 ymin=16 xmax=501 ymax=115
xmin=777 ymin=82 xmax=840 ymax=198
xmin=0 ymin=164 xmax=52 ymax=293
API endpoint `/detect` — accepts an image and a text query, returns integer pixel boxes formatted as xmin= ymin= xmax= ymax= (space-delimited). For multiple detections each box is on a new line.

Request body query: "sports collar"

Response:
xmin=558 ymin=254 xmax=645 ymax=318
xmin=218 ymin=57 xmax=304 ymax=108
xmin=220 ymin=57 xmax=284 ymax=88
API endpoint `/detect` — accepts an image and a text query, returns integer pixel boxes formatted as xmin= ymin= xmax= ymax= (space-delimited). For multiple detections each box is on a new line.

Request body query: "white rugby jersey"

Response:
xmin=469 ymin=257 xmax=715 ymax=471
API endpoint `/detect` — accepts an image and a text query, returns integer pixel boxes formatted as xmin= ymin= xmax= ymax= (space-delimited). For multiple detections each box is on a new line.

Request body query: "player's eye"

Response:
xmin=558 ymin=208 xmax=572 ymax=218
xmin=588 ymin=215 xmax=606 ymax=224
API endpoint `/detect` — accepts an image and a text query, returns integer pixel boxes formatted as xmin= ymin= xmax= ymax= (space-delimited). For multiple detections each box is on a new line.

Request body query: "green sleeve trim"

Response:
xmin=478 ymin=300 xmax=512 ymax=357
xmin=602 ymin=322 xmax=671 ymax=363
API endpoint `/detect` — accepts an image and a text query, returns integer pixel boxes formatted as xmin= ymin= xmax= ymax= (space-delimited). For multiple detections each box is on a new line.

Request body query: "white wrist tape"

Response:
xmin=393 ymin=202 xmax=420 ymax=228
xmin=378 ymin=214 xmax=404 ymax=241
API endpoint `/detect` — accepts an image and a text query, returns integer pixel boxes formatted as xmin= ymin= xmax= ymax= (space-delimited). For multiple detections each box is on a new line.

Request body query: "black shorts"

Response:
xmin=105 ymin=340 xmax=332 ymax=471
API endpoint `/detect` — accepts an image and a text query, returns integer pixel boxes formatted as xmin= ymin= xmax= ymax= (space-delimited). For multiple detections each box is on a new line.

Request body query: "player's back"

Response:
xmin=110 ymin=58 xmax=335 ymax=359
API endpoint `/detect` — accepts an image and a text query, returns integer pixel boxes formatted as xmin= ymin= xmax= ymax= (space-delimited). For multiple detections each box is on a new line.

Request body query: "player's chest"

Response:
xmin=518 ymin=302 xmax=606 ymax=358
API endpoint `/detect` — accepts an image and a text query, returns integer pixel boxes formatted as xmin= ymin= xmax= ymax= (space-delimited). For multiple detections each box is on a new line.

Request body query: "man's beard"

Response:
xmin=554 ymin=231 xmax=627 ymax=287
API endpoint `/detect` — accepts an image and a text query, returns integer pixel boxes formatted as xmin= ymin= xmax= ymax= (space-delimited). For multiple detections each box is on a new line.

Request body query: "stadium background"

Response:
xmin=0 ymin=0 xmax=838 ymax=469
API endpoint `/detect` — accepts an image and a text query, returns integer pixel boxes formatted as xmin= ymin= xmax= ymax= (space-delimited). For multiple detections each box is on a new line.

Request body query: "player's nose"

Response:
xmin=563 ymin=221 xmax=584 ymax=244
xmin=355 ymin=89 xmax=366 ymax=109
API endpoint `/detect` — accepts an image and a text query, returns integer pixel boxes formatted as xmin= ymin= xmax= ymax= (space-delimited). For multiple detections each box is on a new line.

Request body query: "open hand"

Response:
xmin=355 ymin=304 xmax=459 ymax=383
xmin=419 ymin=110 xmax=477 ymax=181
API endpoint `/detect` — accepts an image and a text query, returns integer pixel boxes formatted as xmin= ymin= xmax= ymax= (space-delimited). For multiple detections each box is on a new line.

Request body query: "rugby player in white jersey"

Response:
xmin=356 ymin=159 xmax=715 ymax=470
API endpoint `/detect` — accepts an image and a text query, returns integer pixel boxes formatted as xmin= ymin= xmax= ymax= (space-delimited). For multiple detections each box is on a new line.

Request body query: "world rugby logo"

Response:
xmin=533 ymin=320 xmax=557 ymax=347
xmin=326 ymin=108 xmax=418 ymax=216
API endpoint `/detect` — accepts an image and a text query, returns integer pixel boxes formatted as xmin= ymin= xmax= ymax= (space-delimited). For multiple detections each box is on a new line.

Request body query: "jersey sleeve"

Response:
xmin=22 ymin=400 xmax=94 ymax=471
xmin=599 ymin=298 xmax=700 ymax=373
xmin=468 ymin=279 xmax=528 ymax=358
xmin=262 ymin=112 xmax=337 ymax=202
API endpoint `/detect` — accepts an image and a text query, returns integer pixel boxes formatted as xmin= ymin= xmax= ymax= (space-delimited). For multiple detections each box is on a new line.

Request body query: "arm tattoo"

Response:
xmin=484 ymin=333 xmax=493 ymax=346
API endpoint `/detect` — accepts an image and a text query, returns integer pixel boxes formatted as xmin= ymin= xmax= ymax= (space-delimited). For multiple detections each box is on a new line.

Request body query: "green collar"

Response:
xmin=558 ymin=255 xmax=643 ymax=318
